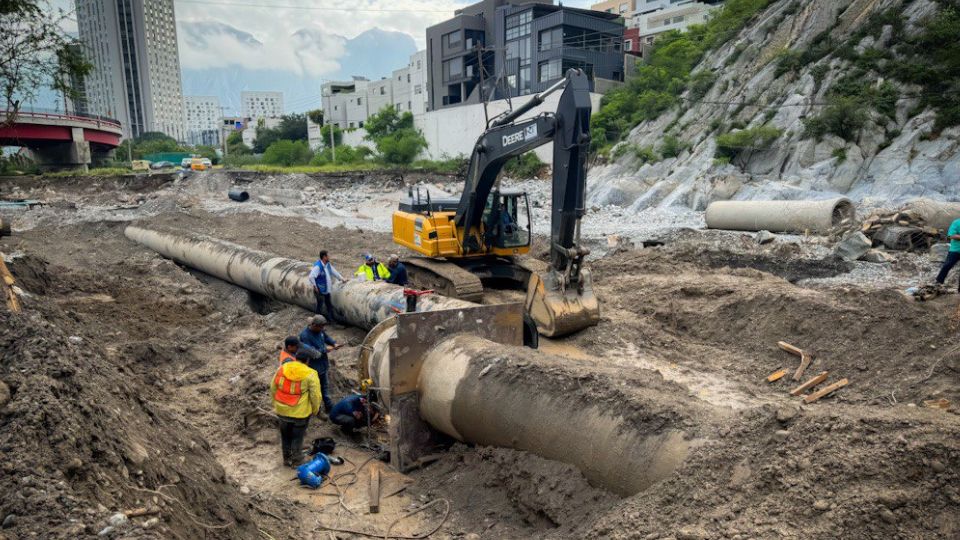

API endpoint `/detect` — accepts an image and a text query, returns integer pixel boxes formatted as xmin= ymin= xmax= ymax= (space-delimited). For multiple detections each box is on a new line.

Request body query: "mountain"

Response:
xmin=590 ymin=0 xmax=960 ymax=210
xmin=179 ymin=23 xmax=417 ymax=115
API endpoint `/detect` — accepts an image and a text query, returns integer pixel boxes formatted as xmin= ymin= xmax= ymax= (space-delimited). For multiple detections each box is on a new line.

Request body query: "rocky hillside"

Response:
xmin=589 ymin=0 xmax=960 ymax=211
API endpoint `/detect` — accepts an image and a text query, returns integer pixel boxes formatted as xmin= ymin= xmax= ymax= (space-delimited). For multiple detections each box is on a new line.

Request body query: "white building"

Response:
xmin=631 ymin=1 xmax=724 ymax=43
xmin=242 ymin=117 xmax=281 ymax=149
xmin=183 ymin=96 xmax=221 ymax=146
xmin=241 ymin=91 xmax=284 ymax=120
xmin=321 ymin=51 xmax=430 ymax=131
xmin=75 ymin=0 xmax=186 ymax=140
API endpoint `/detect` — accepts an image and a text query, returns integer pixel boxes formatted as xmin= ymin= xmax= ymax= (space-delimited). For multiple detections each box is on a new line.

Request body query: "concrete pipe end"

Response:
xmin=831 ymin=198 xmax=855 ymax=228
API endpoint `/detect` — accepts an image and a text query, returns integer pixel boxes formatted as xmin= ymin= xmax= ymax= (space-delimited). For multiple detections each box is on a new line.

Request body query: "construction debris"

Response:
xmin=803 ymin=378 xmax=850 ymax=404
xmin=860 ymin=208 xmax=943 ymax=251
xmin=790 ymin=371 xmax=829 ymax=396
xmin=766 ymin=368 xmax=788 ymax=382
xmin=834 ymin=231 xmax=872 ymax=261
xmin=777 ymin=341 xmax=812 ymax=381
xmin=923 ymin=398 xmax=952 ymax=411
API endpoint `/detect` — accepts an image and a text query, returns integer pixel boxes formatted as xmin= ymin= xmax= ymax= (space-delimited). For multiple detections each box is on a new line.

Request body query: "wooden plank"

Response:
xmin=789 ymin=371 xmax=829 ymax=396
xmin=777 ymin=341 xmax=803 ymax=357
xmin=792 ymin=352 xmax=812 ymax=381
xmin=803 ymin=378 xmax=849 ymax=404
xmin=766 ymin=369 xmax=788 ymax=383
xmin=0 ymin=256 xmax=21 ymax=313
xmin=368 ymin=467 xmax=380 ymax=514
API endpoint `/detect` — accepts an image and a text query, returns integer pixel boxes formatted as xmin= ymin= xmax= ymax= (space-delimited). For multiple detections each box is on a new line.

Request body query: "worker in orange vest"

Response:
xmin=278 ymin=336 xmax=300 ymax=364
xmin=270 ymin=350 xmax=322 ymax=467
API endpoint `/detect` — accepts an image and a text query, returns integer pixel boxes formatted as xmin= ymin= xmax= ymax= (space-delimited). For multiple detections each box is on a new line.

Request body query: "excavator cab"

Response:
xmin=482 ymin=189 xmax=531 ymax=251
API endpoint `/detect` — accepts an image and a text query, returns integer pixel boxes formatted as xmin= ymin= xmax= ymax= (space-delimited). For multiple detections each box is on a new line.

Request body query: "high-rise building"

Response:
xmin=241 ymin=91 xmax=284 ymax=120
xmin=184 ymin=96 xmax=222 ymax=146
xmin=75 ymin=0 xmax=185 ymax=140
xmin=426 ymin=0 xmax=624 ymax=111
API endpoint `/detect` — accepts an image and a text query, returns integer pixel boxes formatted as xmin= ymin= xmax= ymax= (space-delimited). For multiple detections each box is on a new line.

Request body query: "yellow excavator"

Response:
xmin=392 ymin=69 xmax=600 ymax=345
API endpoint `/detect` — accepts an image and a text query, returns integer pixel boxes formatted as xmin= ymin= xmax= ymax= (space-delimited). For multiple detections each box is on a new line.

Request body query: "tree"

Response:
xmin=275 ymin=113 xmax=308 ymax=141
xmin=306 ymin=109 xmax=323 ymax=125
xmin=261 ymin=139 xmax=312 ymax=166
xmin=319 ymin=124 xmax=343 ymax=148
xmin=364 ymin=106 xmax=427 ymax=165
xmin=226 ymin=130 xmax=251 ymax=155
xmin=803 ymin=95 xmax=868 ymax=142
xmin=1 ymin=1 xmax=91 ymax=123
xmin=252 ymin=127 xmax=280 ymax=153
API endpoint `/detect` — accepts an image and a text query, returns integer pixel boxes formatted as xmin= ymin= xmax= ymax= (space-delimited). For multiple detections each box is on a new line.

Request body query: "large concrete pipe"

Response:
xmin=902 ymin=199 xmax=960 ymax=231
xmin=123 ymin=225 xmax=473 ymax=329
xmin=360 ymin=304 xmax=697 ymax=497
xmin=705 ymin=197 xmax=855 ymax=233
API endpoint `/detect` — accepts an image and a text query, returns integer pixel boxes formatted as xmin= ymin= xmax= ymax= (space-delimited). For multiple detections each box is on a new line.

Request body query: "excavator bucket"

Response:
xmin=525 ymin=266 xmax=600 ymax=338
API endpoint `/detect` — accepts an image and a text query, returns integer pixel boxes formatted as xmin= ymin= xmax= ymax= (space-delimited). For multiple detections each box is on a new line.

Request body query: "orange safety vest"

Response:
xmin=273 ymin=368 xmax=303 ymax=406
xmin=278 ymin=350 xmax=296 ymax=364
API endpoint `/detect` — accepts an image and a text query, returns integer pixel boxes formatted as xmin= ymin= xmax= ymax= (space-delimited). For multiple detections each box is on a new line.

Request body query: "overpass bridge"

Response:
xmin=1 ymin=109 xmax=123 ymax=170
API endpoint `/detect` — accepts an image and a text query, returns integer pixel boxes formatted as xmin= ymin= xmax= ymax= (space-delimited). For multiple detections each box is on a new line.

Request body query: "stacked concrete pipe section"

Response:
xmin=125 ymin=225 xmax=695 ymax=496
xmin=705 ymin=197 xmax=855 ymax=233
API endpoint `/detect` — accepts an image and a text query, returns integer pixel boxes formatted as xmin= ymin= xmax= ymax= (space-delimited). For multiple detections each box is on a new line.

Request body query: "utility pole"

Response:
xmin=329 ymin=123 xmax=336 ymax=163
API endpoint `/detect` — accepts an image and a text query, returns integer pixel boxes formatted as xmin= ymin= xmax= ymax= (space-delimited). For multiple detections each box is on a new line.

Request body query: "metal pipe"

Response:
xmin=123 ymin=226 xmax=473 ymax=329
xmin=705 ymin=197 xmax=855 ymax=233
xmin=227 ymin=188 xmax=249 ymax=202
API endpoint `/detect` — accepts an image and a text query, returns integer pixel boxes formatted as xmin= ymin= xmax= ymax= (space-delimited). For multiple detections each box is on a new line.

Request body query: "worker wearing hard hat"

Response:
xmin=354 ymin=253 xmax=391 ymax=281
xmin=270 ymin=349 xmax=322 ymax=467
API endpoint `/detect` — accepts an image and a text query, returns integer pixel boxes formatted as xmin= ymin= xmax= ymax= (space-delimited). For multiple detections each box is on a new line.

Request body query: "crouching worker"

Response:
xmin=329 ymin=393 xmax=379 ymax=435
xmin=271 ymin=350 xmax=322 ymax=467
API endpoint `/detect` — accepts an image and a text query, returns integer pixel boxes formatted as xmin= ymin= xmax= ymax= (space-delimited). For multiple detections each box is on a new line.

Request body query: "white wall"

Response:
xmin=336 ymin=92 xmax=603 ymax=162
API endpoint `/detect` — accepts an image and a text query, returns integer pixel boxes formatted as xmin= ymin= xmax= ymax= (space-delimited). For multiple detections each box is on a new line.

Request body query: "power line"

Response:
xmin=175 ymin=0 xmax=453 ymax=13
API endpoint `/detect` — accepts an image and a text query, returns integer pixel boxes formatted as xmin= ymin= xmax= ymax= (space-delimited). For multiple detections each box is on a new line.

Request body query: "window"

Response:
xmin=443 ymin=30 xmax=461 ymax=48
xmin=538 ymin=59 xmax=560 ymax=83
xmin=442 ymin=57 xmax=463 ymax=80
xmin=539 ymin=28 xmax=561 ymax=51
xmin=505 ymin=10 xmax=532 ymax=40
xmin=673 ymin=16 xmax=684 ymax=24
xmin=407 ymin=74 xmax=410 ymax=83
xmin=349 ymin=122 xmax=354 ymax=128
xmin=624 ymin=39 xmax=633 ymax=51
xmin=416 ymin=60 xmax=421 ymax=69
xmin=408 ymin=101 xmax=411 ymax=110
xmin=380 ymin=87 xmax=385 ymax=95
xmin=357 ymin=98 xmax=362 ymax=105
xmin=414 ymin=84 xmax=422 ymax=94
xmin=359 ymin=121 xmax=364 ymax=128
xmin=519 ymin=66 xmax=530 ymax=93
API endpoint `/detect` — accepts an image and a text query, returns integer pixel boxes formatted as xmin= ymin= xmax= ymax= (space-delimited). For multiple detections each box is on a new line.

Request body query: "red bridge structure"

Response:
xmin=1 ymin=108 xmax=123 ymax=170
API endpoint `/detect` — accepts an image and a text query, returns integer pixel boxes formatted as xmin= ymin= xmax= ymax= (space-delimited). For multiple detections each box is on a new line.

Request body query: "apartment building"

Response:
xmin=426 ymin=0 xmax=623 ymax=111
xmin=183 ymin=96 xmax=221 ymax=146
xmin=321 ymin=51 xmax=430 ymax=130
xmin=75 ymin=0 xmax=186 ymax=140
xmin=241 ymin=91 xmax=284 ymax=120
xmin=631 ymin=1 xmax=724 ymax=45
xmin=591 ymin=0 xmax=636 ymax=16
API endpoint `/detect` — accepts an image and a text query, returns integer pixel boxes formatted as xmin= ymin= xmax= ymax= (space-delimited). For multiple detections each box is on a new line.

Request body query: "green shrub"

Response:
xmin=223 ymin=154 xmax=260 ymax=167
xmin=660 ymin=135 xmax=689 ymax=158
xmin=310 ymin=144 xmax=372 ymax=165
xmin=715 ymin=125 xmax=782 ymax=162
xmin=503 ymin=152 xmax=546 ymax=178
xmin=634 ymin=145 xmax=660 ymax=164
xmin=364 ymin=106 xmax=428 ymax=164
xmin=832 ymin=147 xmax=847 ymax=163
xmin=409 ymin=157 xmax=469 ymax=175
xmin=688 ymin=71 xmax=718 ymax=101
xmin=810 ymin=63 xmax=829 ymax=89
xmin=261 ymin=140 xmax=313 ymax=166
xmin=803 ymin=95 xmax=868 ymax=141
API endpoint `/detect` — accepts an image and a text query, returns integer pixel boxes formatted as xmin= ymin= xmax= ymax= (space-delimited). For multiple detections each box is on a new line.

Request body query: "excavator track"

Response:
xmin=404 ymin=256 xmax=485 ymax=303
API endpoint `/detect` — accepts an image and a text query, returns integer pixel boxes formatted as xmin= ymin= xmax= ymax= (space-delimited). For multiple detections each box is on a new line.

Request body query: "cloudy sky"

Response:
xmin=54 ymin=0 xmax=598 ymax=80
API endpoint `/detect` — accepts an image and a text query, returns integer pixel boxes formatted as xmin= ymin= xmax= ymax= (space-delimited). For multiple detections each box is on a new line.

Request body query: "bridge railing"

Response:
xmin=3 ymin=107 xmax=122 ymax=129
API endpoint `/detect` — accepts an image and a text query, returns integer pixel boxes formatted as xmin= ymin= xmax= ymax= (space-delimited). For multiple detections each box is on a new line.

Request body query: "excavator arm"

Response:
xmin=454 ymin=69 xmax=599 ymax=336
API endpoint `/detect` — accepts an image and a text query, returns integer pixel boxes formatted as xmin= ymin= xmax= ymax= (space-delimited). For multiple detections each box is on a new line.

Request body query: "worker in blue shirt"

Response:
xmin=935 ymin=218 xmax=960 ymax=290
xmin=329 ymin=393 xmax=379 ymax=435
xmin=385 ymin=254 xmax=409 ymax=286
xmin=298 ymin=315 xmax=341 ymax=413
xmin=308 ymin=250 xmax=346 ymax=322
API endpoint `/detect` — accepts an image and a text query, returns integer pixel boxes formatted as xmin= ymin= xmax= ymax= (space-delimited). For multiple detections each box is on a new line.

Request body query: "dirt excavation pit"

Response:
xmin=1 ymin=171 xmax=958 ymax=539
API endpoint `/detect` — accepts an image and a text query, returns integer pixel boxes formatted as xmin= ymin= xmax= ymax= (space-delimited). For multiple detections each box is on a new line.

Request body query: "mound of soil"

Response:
xmin=590 ymin=404 xmax=960 ymax=539
xmin=0 ymin=287 xmax=256 ymax=539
